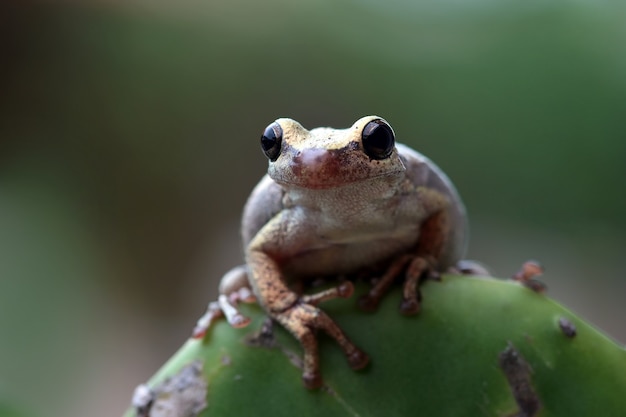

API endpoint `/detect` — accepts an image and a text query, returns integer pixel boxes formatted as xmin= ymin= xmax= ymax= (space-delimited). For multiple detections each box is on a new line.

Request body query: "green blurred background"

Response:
xmin=1 ymin=0 xmax=624 ymax=416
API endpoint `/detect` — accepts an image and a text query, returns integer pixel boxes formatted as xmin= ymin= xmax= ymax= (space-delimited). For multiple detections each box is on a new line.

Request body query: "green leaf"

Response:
xmin=123 ymin=276 xmax=626 ymax=417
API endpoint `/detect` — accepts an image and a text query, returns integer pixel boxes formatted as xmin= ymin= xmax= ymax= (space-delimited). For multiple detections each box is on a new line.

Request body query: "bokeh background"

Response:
xmin=1 ymin=1 xmax=624 ymax=416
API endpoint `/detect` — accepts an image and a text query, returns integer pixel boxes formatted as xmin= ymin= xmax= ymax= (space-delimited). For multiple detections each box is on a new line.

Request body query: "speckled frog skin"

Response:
xmin=207 ymin=116 xmax=467 ymax=389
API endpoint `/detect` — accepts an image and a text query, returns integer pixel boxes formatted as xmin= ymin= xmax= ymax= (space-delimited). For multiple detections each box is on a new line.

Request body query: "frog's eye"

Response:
xmin=260 ymin=122 xmax=283 ymax=161
xmin=362 ymin=119 xmax=395 ymax=160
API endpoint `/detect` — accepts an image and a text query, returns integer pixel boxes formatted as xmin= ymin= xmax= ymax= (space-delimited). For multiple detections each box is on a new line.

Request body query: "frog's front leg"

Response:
xmin=218 ymin=265 xmax=257 ymax=326
xmin=247 ymin=250 xmax=369 ymax=389
xmin=360 ymin=210 xmax=449 ymax=315
xmin=192 ymin=266 xmax=256 ymax=339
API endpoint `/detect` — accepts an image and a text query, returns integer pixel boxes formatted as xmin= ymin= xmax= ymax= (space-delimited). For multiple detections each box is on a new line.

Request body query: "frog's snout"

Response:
xmin=289 ymin=148 xmax=343 ymax=188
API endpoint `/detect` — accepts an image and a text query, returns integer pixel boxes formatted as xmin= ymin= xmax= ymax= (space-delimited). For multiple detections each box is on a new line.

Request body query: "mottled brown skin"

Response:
xmin=214 ymin=116 xmax=468 ymax=389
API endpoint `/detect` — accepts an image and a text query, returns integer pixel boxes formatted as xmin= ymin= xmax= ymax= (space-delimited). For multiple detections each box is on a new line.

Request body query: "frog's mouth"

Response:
xmin=269 ymin=145 xmax=405 ymax=190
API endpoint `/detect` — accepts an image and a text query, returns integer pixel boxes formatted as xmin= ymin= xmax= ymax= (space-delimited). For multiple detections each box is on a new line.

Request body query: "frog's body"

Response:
xmin=242 ymin=143 xmax=466 ymax=280
xmin=197 ymin=116 xmax=468 ymax=389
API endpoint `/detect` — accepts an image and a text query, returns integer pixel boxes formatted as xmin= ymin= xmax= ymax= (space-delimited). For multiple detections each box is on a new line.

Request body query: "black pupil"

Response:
xmin=260 ymin=123 xmax=282 ymax=161
xmin=362 ymin=120 xmax=394 ymax=159
xmin=261 ymin=131 xmax=276 ymax=150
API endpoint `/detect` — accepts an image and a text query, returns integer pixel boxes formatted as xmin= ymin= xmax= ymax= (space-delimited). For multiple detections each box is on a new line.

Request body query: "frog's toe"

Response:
xmin=191 ymin=301 xmax=223 ymax=339
xmin=302 ymin=281 xmax=355 ymax=306
xmin=219 ymin=294 xmax=252 ymax=329
xmin=426 ymin=269 xmax=441 ymax=281
xmin=228 ymin=313 xmax=251 ymax=328
xmin=347 ymin=348 xmax=370 ymax=370
xmin=277 ymin=300 xmax=369 ymax=387
xmin=302 ymin=370 xmax=323 ymax=390
xmin=399 ymin=297 xmax=421 ymax=315
xmin=236 ymin=286 xmax=256 ymax=303
xmin=357 ymin=294 xmax=380 ymax=312
xmin=337 ymin=281 xmax=354 ymax=298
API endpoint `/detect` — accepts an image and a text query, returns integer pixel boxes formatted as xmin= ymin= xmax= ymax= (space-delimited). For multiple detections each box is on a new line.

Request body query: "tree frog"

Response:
xmin=194 ymin=116 xmax=468 ymax=389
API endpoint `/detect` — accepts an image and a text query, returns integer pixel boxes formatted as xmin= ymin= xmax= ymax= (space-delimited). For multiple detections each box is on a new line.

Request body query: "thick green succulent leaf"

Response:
xmin=124 ymin=276 xmax=626 ymax=417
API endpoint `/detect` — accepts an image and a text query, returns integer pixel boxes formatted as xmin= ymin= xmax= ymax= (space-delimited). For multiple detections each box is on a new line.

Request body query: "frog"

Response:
xmin=193 ymin=116 xmax=468 ymax=389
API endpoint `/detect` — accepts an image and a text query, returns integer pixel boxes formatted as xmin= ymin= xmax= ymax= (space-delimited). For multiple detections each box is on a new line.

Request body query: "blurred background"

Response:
xmin=1 ymin=0 xmax=624 ymax=416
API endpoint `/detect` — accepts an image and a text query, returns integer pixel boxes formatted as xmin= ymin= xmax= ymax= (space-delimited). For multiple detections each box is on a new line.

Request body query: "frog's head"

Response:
xmin=260 ymin=116 xmax=406 ymax=189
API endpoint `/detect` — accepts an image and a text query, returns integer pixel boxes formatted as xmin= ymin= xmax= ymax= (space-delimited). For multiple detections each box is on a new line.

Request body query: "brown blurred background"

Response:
xmin=0 ymin=1 xmax=624 ymax=416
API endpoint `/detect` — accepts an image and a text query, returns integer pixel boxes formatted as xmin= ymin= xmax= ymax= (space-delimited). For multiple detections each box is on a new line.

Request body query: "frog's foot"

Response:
xmin=192 ymin=286 xmax=256 ymax=339
xmin=399 ymin=255 xmax=439 ymax=315
xmin=358 ymin=254 xmax=413 ymax=312
xmin=358 ymin=254 xmax=438 ymax=314
xmin=302 ymin=281 xmax=354 ymax=306
xmin=219 ymin=265 xmax=257 ymax=327
xmin=192 ymin=301 xmax=222 ymax=339
xmin=275 ymin=301 xmax=369 ymax=389
xmin=220 ymin=287 xmax=257 ymax=327
xmin=191 ymin=287 xmax=256 ymax=339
